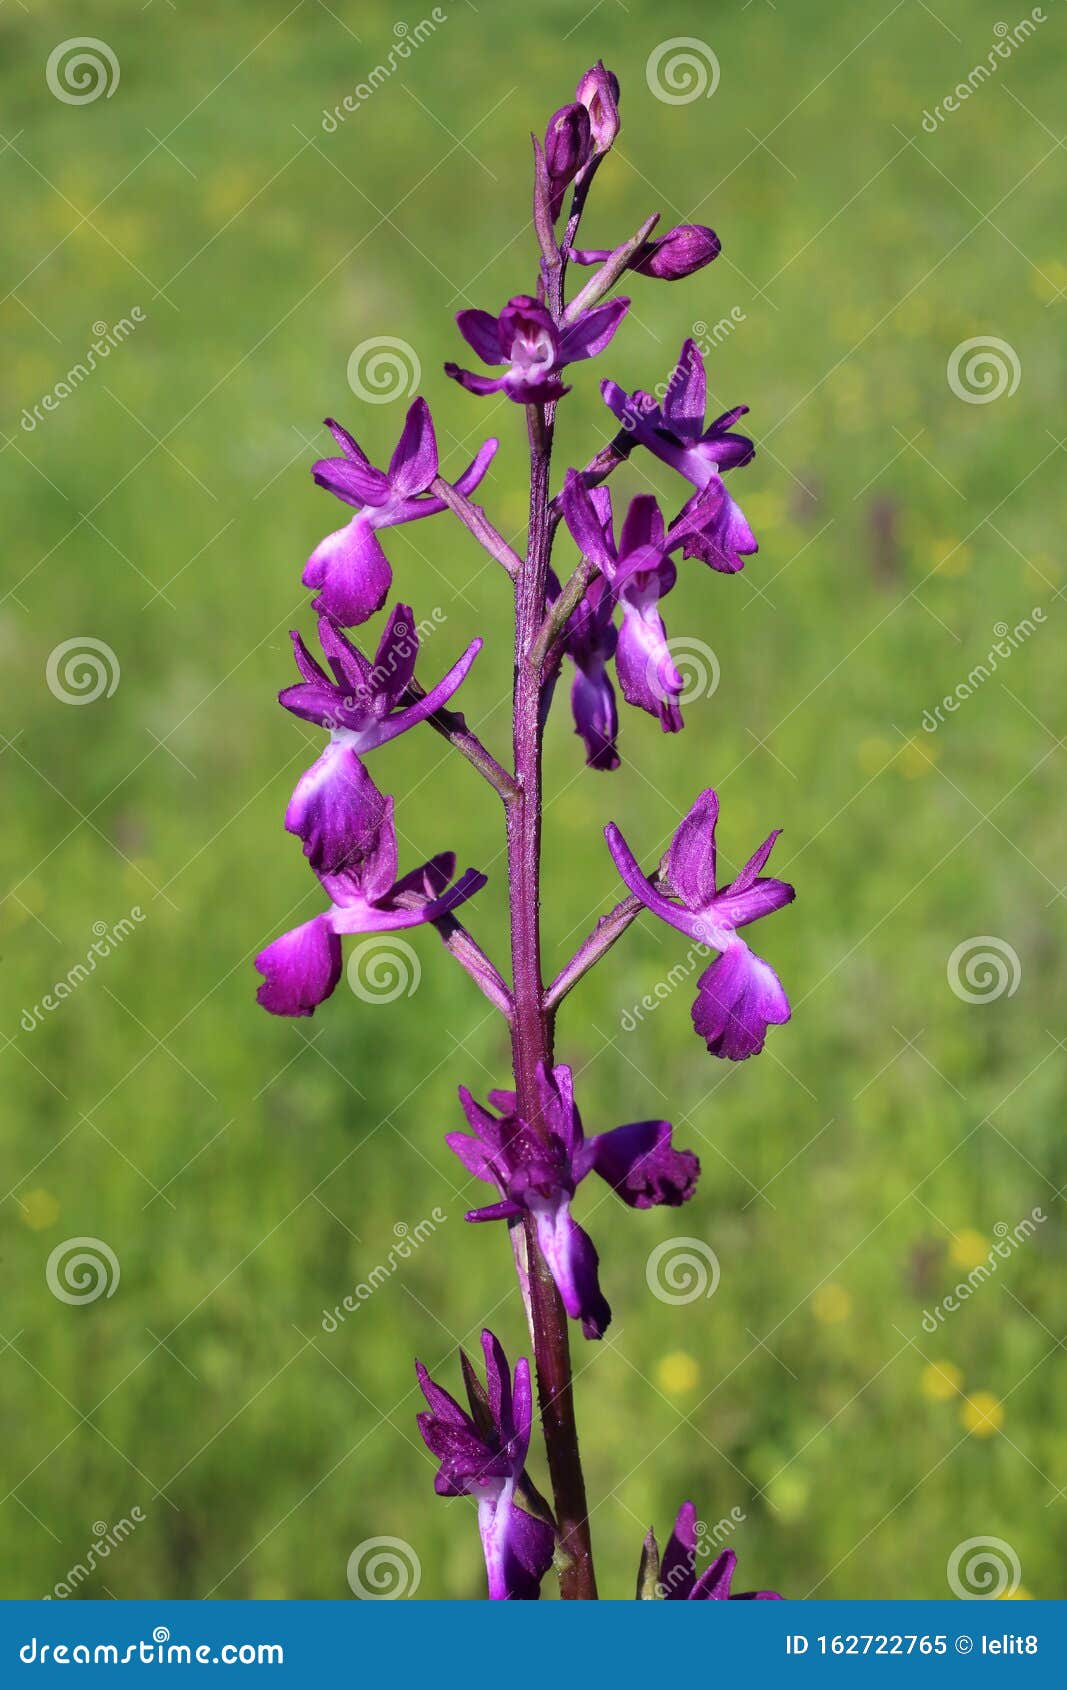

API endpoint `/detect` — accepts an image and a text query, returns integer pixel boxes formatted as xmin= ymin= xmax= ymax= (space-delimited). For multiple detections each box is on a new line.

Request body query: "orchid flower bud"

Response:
xmin=631 ymin=223 xmax=721 ymax=281
xmin=543 ymin=101 xmax=592 ymax=220
xmin=575 ymin=60 xmax=621 ymax=153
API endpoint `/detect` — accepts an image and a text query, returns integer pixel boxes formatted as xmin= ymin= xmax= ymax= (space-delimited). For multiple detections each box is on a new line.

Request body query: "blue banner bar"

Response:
xmin=1 ymin=1600 xmax=1064 ymax=1681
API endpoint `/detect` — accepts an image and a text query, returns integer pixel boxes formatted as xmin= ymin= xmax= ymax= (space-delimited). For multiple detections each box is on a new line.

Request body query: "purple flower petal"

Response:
xmin=605 ymin=821 xmax=714 ymax=945
xmin=529 ymin=1196 xmax=610 ymax=1340
xmin=480 ymin=1490 xmax=554 ymax=1602
xmin=370 ymin=602 xmax=419 ymax=711
xmin=558 ymin=296 xmax=630 ymax=364
xmin=444 ymin=363 xmax=510 ymax=397
xmin=284 ymin=743 xmax=393 ymax=885
xmin=452 ymin=437 xmax=499 ymax=495
xmin=661 ymin=338 xmax=706 ymax=437
xmin=387 ymin=397 xmax=439 ymax=497
xmin=692 ymin=940 xmax=791 ymax=1060
xmin=311 ymin=454 xmax=391 ymax=510
xmin=664 ymin=788 xmax=719 ymax=910
xmin=303 ymin=519 xmax=392 ymax=627
xmin=614 ymin=577 xmax=683 ymax=732
xmin=561 ymin=470 xmax=616 ymax=574
xmin=254 ymin=914 xmax=342 ymax=1018
xmin=363 ymin=636 xmax=483 ymax=750
xmin=571 ymin=663 xmax=620 ymax=770
xmin=586 ymin=1118 xmax=699 ymax=1208
xmin=660 ymin=1500 xmax=698 ymax=1599
xmin=455 ymin=308 xmax=505 ymax=366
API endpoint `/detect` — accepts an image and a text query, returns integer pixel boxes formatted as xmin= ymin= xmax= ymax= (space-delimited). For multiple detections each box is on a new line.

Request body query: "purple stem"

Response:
xmin=504 ymin=395 xmax=597 ymax=1600
xmin=544 ymin=891 xmax=645 ymax=1016
xmin=562 ymin=212 xmax=660 ymax=321
xmin=399 ymin=678 xmax=518 ymax=803
xmin=430 ymin=474 xmax=522 ymax=579
xmin=431 ymin=913 xmax=514 ymax=1019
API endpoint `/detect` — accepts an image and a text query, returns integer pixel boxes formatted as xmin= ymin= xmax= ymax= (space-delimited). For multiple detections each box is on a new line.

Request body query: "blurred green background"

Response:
xmin=2 ymin=0 xmax=1064 ymax=1602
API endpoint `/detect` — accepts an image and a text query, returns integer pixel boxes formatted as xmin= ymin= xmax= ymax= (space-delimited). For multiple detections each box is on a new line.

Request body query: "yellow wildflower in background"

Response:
xmin=20 ymin=1189 xmax=60 ymax=1231
xmin=857 ymin=737 xmax=893 ymax=775
xmin=961 ymin=1392 xmax=1003 ymax=1437
xmin=897 ymin=737 xmax=937 ymax=779
xmin=950 ymin=1230 xmax=987 ymax=1270
xmin=921 ymin=1360 xmax=962 ymax=1402
xmin=656 ymin=1352 xmax=700 ymax=1395
xmin=812 ymin=1283 xmax=851 ymax=1324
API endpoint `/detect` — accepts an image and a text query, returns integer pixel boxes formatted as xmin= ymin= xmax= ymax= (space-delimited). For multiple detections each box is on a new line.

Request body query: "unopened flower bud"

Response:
xmin=631 ymin=224 xmax=720 ymax=281
xmin=544 ymin=101 xmax=592 ymax=219
xmin=575 ymin=61 xmax=620 ymax=153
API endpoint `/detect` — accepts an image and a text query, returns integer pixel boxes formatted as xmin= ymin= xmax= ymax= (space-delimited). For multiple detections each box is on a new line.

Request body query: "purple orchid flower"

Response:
xmin=562 ymin=472 xmax=690 ymax=732
xmin=605 ymin=789 xmax=794 ymax=1060
xmin=446 ymin=293 xmax=629 ymax=405
xmin=447 ymin=1062 xmax=699 ymax=1339
xmin=255 ymin=761 xmax=486 ymax=1017
xmin=649 ymin=1502 xmax=782 ymax=1600
xmin=416 ymin=1330 xmax=554 ymax=1602
xmin=279 ymin=604 xmax=480 ymax=877
xmin=602 ymin=337 xmax=757 ymax=574
xmin=304 ymin=398 xmax=497 ymax=626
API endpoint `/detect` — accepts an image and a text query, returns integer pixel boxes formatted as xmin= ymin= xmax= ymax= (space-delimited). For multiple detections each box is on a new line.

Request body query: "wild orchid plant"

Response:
xmin=255 ymin=62 xmax=794 ymax=1601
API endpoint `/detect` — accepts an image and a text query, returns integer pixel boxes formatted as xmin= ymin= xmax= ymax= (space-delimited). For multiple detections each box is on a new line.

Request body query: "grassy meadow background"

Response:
xmin=1 ymin=0 xmax=1064 ymax=1600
